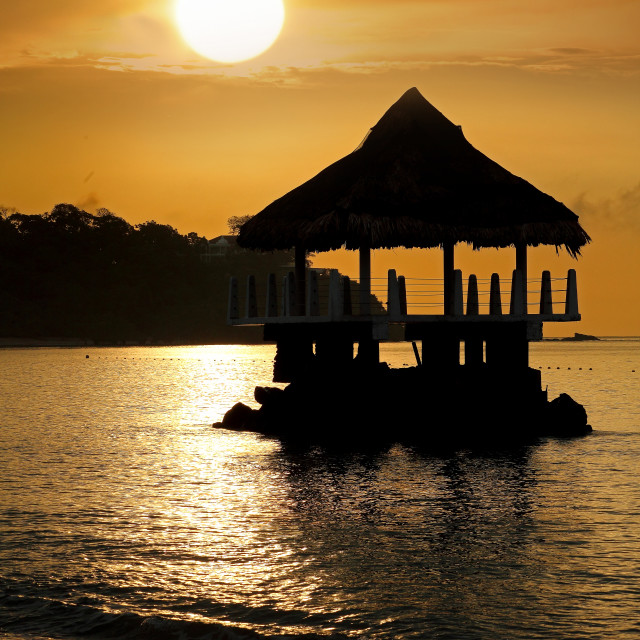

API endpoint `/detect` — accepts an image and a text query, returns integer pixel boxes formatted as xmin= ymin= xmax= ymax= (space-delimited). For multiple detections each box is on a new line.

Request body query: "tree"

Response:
xmin=0 ymin=206 xmax=17 ymax=219
xmin=227 ymin=215 xmax=253 ymax=235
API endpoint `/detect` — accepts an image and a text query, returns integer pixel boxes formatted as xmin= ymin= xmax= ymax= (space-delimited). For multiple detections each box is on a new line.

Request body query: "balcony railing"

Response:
xmin=228 ymin=268 xmax=579 ymax=324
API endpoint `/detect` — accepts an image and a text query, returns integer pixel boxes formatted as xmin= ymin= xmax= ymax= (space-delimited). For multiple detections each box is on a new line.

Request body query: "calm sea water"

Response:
xmin=1 ymin=340 xmax=639 ymax=640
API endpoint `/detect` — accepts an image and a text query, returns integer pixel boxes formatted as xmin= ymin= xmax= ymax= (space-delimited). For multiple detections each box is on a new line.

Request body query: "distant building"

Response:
xmin=200 ymin=235 xmax=244 ymax=263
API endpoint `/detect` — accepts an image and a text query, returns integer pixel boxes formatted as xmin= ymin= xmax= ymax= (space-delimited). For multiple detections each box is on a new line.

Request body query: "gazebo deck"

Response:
xmin=227 ymin=267 xmax=580 ymax=334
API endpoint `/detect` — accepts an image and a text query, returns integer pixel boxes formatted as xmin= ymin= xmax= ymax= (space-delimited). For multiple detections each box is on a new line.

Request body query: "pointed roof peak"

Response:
xmin=391 ymin=87 xmax=439 ymax=110
xmin=400 ymin=86 xmax=422 ymax=99
xmin=382 ymin=86 xmax=431 ymax=113
xmin=363 ymin=87 xmax=463 ymax=152
xmin=384 ymin=87 xmax=436 ymax=117
xmin=238 ymin=88 xmax=590 ymax=255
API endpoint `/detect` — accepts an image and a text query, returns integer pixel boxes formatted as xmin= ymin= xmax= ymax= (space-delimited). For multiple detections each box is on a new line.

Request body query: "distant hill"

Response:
xmin=0 ymin=204 xmax=295 ymax=344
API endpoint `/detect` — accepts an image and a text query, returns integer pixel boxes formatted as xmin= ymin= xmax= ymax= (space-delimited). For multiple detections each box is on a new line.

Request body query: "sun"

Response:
xmin=175 ymin=0 xmax=285 ymax=64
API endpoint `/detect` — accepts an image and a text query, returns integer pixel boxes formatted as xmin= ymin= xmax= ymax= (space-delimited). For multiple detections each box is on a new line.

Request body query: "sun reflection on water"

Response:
xmin=0 ymin=342 xmax=639 ymax=638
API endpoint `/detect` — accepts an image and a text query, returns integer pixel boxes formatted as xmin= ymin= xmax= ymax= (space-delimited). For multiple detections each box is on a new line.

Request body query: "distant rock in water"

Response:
xmin=562 ymin=332 xmax=599 ymax=341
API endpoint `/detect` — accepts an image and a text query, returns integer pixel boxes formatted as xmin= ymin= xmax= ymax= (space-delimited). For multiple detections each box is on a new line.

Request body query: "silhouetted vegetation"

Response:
xmin=226 ymin=215 xmax=254 ymax=235
xmin=0 ymin=204 xmax=295 ymax=344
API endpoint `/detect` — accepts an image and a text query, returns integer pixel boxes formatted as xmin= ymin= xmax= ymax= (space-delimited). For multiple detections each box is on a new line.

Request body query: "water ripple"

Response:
xmin=1 ymin=343 xmax=639 ymax=639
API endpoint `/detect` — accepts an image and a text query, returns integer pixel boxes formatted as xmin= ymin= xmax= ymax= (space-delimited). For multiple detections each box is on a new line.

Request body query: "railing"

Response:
xmin=387 ymin=269 xmax=579 ymax=319
xmin=394 ymin=276 xmax=563 ymax=312
xmin=228 ymin=268 xmax=579 ymax=323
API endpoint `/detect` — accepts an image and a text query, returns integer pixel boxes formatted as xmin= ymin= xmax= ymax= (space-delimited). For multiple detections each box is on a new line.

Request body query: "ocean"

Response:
xmin=1 ymin=339 xmax=639 ymax=639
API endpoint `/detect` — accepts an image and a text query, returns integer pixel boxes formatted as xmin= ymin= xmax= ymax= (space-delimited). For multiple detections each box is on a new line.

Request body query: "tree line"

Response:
xmin=0 ymin=204 xmax=294 ymax=344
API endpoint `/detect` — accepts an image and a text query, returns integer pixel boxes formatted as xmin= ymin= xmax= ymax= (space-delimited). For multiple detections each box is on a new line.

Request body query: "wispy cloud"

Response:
xmin=0 ymin=1 xmax=173 ymax=70
xmin=572 ymin=183 xmax=640 ymax=231
xmin=2 ymin=0 xmax=638 ymax=81
xmin=550 ymin=47 xmax=595 ymax=55
xmin=245 ymin=48 xmax=640 ymax=85
xmin=76 ymin=192 xmax=101 ymax=211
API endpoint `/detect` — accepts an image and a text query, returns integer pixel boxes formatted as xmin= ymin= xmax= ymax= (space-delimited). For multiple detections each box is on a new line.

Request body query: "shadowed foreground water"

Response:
xmin=1 ymin=341 xmax=639 ymax=639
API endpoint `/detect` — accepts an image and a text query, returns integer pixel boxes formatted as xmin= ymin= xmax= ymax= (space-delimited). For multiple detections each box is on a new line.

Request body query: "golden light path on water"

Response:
xmin=0 ymin=341 xmax=639 ymax=638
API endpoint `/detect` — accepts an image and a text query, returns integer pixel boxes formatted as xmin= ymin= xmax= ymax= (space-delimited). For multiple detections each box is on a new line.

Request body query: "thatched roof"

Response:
xmin=238 ymin=87 xmax=590 ymax=256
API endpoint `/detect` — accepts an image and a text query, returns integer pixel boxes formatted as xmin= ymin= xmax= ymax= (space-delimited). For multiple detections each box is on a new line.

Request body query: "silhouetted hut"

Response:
xmin=221 ymin=88 xmax=594 ymax=437
xmin=238 ymin=87 xmax=590 ymax=314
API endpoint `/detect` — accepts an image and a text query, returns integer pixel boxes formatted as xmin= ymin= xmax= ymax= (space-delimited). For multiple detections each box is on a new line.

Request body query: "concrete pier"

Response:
xmin=222 ymin=264 xmax=588 ymax=442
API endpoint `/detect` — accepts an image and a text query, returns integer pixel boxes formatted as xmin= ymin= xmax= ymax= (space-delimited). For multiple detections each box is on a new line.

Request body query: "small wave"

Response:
xmin=0 ymin=593 xmax=351 ymax=640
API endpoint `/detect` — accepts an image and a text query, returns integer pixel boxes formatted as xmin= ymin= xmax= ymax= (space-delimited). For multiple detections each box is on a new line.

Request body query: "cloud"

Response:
xmin=0 ymin=1 xmax=170 ymax=70
xmin=572 ymin=183 xmax=640 ymax=231
xmin=294 ymin=0 xmax=637 ymax=10
xmin=550 ymin=48 xmax=595 ymax=55
xmin=248 ymin=49 xmax=640 ymax=84
xmin=76 ymin=192 xmax=101 ymax=211
xmin=2 ymin=0 xmax=638 ymax=82
xmin=0 ymin=1 xmax=148 ymax=37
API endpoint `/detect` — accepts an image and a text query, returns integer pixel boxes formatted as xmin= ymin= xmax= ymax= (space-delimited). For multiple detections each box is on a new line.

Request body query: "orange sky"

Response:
xmin=1 ymin=0 xmax=639 ymax=336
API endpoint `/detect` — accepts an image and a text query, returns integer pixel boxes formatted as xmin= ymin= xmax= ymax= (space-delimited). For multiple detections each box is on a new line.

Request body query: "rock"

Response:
xmin=545 ymin=393 xmax=591 ymax=436
xmin=254 ymin=386 xmax=284 ymax=405
xmin=215 ymin=365 xmax=593 ymax=443
xmin=561 ymin=332 xmax=599 ymax=341
xmin=220 ymin=402 xmax=258 ymax=431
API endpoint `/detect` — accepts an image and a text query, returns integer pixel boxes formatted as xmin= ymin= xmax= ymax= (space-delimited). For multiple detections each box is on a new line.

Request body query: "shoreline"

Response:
xmin=1 ymin=336 xmax=637 ymax=349
xmin=0 ymin=337 xmax=269 ymax=348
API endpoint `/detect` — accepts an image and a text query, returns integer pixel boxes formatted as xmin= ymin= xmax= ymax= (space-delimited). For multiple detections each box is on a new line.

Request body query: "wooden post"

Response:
xmin=565 ymin=268 xmax=579 ymax=316
xmin=387 ymin=269 xmax=400 ymax=318
xmin=272 ymin=330 xmax=313 ymax=383
xmin=295 ymin=244 xmax=306 ymax=317
xmin=489 ymin=273 xmax=502 ymax=315
xmin=398 ymin=276 xmax=407 ymax=315
xmin=466 ymin=274 xmax=479 ymax=315
xmin=246 ymin=275 xmax=257 ymax=318
xmin=357 ymin=338 xmax=380 ymax=367
xmin=282 ymin=272 xmax=296 ymax=317
xmin=307 ymin=270 xmax=319 ymax=316
xmin=356 ymin=246 xmax=378 ymax=366
xmin=424 ymin=331 xmax=460 ymax=369
xmin=485 ymin=323 xmax=529 ymax=370
xmin=288 ymin=272 xmax=296 ymax=316
xmin=443 ymin=242 xmax=455 ymax=315
xmin=510 ymin=269 xmax=525 ymax=316
xmin=516 ymin=242 xmax=528 ymax=315
xmin=412 ymin=342 xmax=422 ymax=367
xmin=453 ymin=269 xmax=463 ymax=316
xmin=316 ymin=336 xmax=354 ymax=369
xmin=540 ymin=270 xmax=553 ymax=315
xmin=281 ymin=276 xmax=288 ymax=316
xmin=343 ymin=276 xmax=353 ymax=316
xmin=227 ymin=277 xmax=239 ymax=321
xmin=266 ymin=273 xmax=278 ymax=317
xmin=328 ymin=269 xmax=343 ymax=320
xmin=465 ymin=338 xmax=483 ymax=368
xmin=359 ymin=243 xmax=371 ymax=315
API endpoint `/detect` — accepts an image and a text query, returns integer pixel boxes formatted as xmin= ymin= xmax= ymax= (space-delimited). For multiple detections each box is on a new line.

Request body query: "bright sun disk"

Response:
xmin=175 ymin=0 xmax=285 ymax=64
